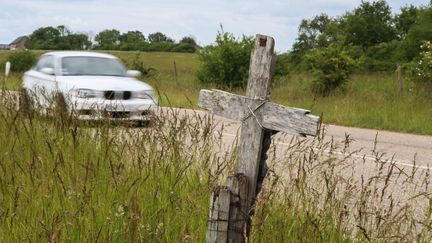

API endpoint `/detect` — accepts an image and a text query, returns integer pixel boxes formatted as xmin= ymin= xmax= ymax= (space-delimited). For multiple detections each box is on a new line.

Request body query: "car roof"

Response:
xmin=43 ymin=51 xmax=117 ymax=59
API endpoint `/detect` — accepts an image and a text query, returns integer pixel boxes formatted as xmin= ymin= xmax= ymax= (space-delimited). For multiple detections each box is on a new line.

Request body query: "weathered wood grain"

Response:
xmin=199 ymin=89 xmax=319 ymax=136
xmin=227 ymin=174 xmax=249 ymax=242
xmin=198 ymin=89 xmax=250 ymax=121
xmin=262 ymin=102 xmax=320 ymax=136
xmin=246 ymin=35 xmax=275 ymax=100
xmin=206 ymin=188 xmax=231 ymax=243
xmin=235 ymin=35 xmax=275 ymax=238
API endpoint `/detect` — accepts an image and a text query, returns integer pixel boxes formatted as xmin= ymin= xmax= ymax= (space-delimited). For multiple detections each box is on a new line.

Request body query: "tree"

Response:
xmin=291 ymin=14 xmax=341 ymax=66
xmin=64 ymin=33 xmax=92 ymax=50
xmin=196 ymin=30 xmax=254 ymax=88
xmin=401 ymin=6 xmax=432 ymax=60
xmin=180 ymin=36 xmax=197 ymax=46
xmin=57 ymin=25 xmax=71 ymax=37
xmin=148 ymin=32 xmax=173 ymax=43
xmin=119 ymin=31 xmax=145 ymax=44
xmin=27 ymin=26 xmax=61 ymax=49
xmin=341 ymin=0 xmax=397 ymax=47
xmin=94 ymin=29 xmax=121 ymax=49
xmin=171 ymin=36 xmax=198 ymax=53
xmin=395 ymin=5 xmax=420 ymax=39
xmin=292 ymin=14 xmax=338 ymax=53
xmin=119 ymin=31 xmax=145 ymax=50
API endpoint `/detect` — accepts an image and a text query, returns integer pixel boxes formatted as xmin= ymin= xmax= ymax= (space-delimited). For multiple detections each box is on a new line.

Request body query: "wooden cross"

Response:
xmin=199 ymin=34 xmax=320 ymax=243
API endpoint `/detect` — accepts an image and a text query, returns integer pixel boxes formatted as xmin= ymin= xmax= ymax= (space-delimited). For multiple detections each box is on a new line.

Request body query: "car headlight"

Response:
xmin=70 ymin=89 xmax=102 ymax=98
xmin=133 ymin=90 xmax=157 ymax=101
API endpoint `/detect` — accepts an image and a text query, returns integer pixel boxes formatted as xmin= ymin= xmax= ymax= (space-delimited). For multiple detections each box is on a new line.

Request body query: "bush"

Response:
xmin=124 ymin=52 xmax=157 ymax=77
xmin=196 ymin=30 xmax=254 ymax=88
xmin=145 ymin=42 xmax=174 ymax=52
xmin=7 ymin=51 xmax=37 ymax=72
xmin=171 ymin=43 xmax=196 ymax=53
xmin=407 ymin=41 xmax=432 ymax=83
xmin=306 ymin=45 xmax=354 ymax=96
xmin=274 ymin=53 xmax=291 ymax=78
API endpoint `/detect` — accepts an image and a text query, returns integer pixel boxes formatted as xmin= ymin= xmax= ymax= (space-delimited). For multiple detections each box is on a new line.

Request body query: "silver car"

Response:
xmin=22 ymin=51 xmax=158 ymax=122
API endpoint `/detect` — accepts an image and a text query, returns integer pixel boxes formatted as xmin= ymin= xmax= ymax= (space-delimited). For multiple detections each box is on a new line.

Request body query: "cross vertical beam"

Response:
xmin=236 ymin=35 xmax=275 ymax=221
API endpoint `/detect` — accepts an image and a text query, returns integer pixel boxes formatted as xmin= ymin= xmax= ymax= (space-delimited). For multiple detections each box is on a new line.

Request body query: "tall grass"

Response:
xmin=272 ymin=72 xmax=432 ymax=135
xmin=0 ymin=90 xmax=430 ymax=242
xmin=0 ymin=94 xmax=223 ymax=241
xmin=251 ymin=132 xmax=432 ymax=242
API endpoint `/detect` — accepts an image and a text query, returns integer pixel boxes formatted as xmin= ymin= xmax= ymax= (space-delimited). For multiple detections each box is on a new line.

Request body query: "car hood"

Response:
xmin=56 ymin=75 xmax=154 ymax=92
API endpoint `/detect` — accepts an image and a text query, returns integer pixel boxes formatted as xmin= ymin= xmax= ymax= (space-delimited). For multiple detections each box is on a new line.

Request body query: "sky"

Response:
xmin=0 ymin=0 xmax=429 ymax=51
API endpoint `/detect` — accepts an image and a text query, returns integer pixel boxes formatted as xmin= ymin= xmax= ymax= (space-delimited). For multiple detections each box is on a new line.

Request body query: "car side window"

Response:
xmin=35 ymin=56 xmax=55 ymax=72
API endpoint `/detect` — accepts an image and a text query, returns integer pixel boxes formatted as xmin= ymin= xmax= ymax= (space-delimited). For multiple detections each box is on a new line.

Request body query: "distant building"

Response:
xmin=9 ymin=36 xmax=28 ymax=50
xmin=0 ymin=44 xmax=9 ymax=50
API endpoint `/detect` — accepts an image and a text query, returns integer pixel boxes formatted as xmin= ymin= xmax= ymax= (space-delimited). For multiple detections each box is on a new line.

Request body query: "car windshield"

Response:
xmin=61 ymin=56 xmax=127 ymax=76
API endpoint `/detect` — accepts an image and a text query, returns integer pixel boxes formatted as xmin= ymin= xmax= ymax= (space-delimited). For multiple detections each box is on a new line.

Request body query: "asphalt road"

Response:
xmin=183 ymin=108 xmax=432 ymax=170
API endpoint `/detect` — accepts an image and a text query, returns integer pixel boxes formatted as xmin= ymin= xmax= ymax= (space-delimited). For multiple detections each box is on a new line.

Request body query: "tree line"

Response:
xmin=26 ymin=26 xmax=198 ymax=53
xmin=196 ymin=1 xmax=432 ymax=96
xmin=288 ymin=0 xmax=432 ymax=72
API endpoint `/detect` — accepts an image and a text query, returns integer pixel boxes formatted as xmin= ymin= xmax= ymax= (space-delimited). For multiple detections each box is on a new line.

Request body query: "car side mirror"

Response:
xmin=126 ymin=70 xmax=141 ymax=78
xmin=40 ymin=67 xmax=55 ymax=75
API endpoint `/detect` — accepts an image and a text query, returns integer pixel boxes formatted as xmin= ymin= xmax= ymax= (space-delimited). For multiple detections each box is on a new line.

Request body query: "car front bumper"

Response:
xmin=68 ymin=97 xmax=157 ymax=121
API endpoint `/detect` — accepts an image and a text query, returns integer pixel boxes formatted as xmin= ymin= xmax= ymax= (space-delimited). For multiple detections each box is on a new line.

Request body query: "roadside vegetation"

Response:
xmin=0 ymin=88 xmax=430 ymax=242
xmin=1 ymin=47 xmax=432 ymax=135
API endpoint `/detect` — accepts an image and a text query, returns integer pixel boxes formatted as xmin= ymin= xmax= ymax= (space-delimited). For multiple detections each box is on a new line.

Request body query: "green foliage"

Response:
xmin=273 ymin=53 xmax=291 ymax=79
xmin=119 ymin=31 xmax=146 ymax=50
xmin=148 ymin=32 xmax=174 ymax=43
xmin=27 ymin=25 xmax=91 ymax=50
xmin=25 ymin=25 xmax=197 ymax=53
xmin=407 ymin=41 xmax=432 ymax=83
xmin=126 ymin=52 xmax=157 ymax=76
xmin=395 ymin=5 xmax=420 ymax=38
xmin=306 ymin=45 xmax=354 ymax=96
xmin=179 ymin=36 xmax=197 ymax=46
xmin=171 ymin=43 xmax=196 ymax=53
xmin=6 ymin=50 xmax=37 ymax=71
xmin=401 ymin=6 xmax=432 ymax=60
xmin=26 ymin=26 xmax=61 ymax=50
xmin=289 ymin=2 xmax=432 ymax=72
xmin=196 ymin=30 xmax=254 ymax=88
xmin=145 ymin=41 xmax=174 ymax=52
xmin=174 ymin=36 xmax=199 ymax=53
xmin=341 ymin=0 xmax=396 ymax=47
xmin=94 ymin=29 xmax=121 ymax=50
xmin=292 ymin=14 xmax=338 ymax=53
xmin=361 ymin=40 xmax=402 ymax=71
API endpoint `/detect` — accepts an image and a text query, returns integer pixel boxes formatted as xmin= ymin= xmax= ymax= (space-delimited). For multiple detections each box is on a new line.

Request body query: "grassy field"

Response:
xmin=1 ymin=50 xmax=432 ymax=135
xmin=0 ymin=97 xmax=430 ymax=242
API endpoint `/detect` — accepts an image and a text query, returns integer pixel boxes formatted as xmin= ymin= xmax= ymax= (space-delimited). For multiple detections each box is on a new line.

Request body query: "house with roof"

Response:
xmin=0 ymin=36 xmax=29 ymax=50
xmin=9 ymin=36 xmax=28 ymax=50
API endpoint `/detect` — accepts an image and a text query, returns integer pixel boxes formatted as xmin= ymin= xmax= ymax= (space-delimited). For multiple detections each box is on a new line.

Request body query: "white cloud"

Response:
xmin=0 ymin=0 xmax=427 ymax=50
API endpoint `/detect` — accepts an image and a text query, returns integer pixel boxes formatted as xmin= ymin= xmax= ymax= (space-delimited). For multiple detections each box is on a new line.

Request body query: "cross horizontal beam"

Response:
xmin=198 ymin=89 xmax=320 ymax=136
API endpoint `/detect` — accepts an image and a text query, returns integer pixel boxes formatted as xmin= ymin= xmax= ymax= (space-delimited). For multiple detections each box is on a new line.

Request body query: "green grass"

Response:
xmin=271 ymin=73 xmax=432 ymax=135
xmin=0 ymin=99 xmax=430 ymax=241
xmin=0 ymin=105 xmax=215 ymax=242
xmin=1 ymin=50 xmax=432 ymax=134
